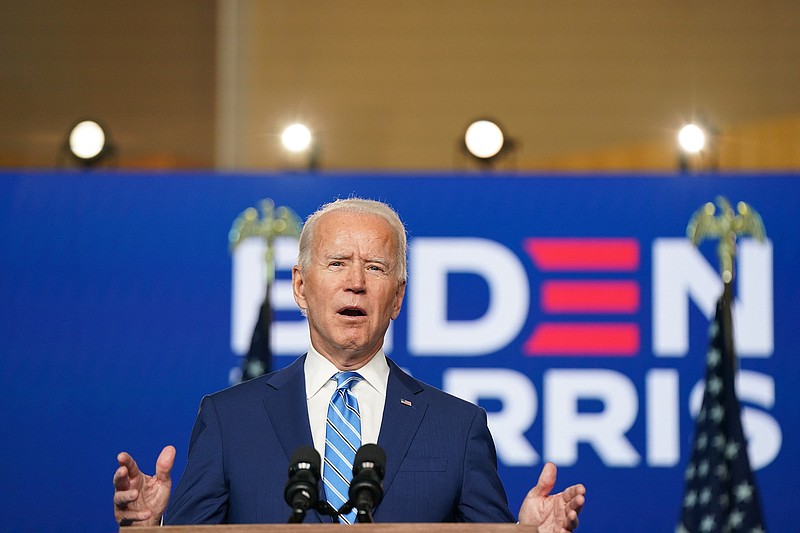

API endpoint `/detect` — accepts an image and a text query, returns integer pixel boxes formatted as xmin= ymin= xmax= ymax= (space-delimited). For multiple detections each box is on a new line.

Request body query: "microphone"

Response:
xmin=284 ymin=446 xmax=321 ymax=523
xmin=340 ymin=443 xmax=386 ymax=523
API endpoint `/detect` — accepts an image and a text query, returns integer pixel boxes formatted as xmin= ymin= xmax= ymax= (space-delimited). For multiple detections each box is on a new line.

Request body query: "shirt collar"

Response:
xmin=304 ymin=345 xmax=389 ymax=400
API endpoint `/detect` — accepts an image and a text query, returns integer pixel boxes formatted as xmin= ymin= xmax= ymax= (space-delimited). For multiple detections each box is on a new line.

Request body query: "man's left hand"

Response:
xmin=518 ymin=462 xmax=586 ymax=532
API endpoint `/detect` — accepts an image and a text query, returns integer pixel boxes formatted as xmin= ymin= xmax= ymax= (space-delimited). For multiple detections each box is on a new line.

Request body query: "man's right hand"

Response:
xmin=113 ymin=445 xmax=176 ymax=527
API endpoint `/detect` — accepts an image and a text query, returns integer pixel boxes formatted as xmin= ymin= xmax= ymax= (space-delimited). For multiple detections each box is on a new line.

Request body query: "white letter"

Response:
xmin=545 ymin=369 xmax=640 ymax=466
xmin=646 ymin=369 xmax=680 ymax=466
xmin=734 ymin=239 xmax=773 ymax=356
xmin=653 ymin=238 xmax=774 ymax=357
xmin=652 ymin=239 xmax=719 ymax=357
xmin=408 ymin=238 xmax=529 ymax=355
xmin=443 ymin=368 xmax=538 ymax=466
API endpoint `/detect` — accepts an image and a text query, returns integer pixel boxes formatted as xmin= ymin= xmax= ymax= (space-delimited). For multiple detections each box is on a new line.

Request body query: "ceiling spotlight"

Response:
xmin=677 ymin=123 xmax=706 ymax=154
xmin=281 ymin=123 xmax=313 ymax=153
xmin=67 ymin=119 xmax=113 ymax=166
xmin=464 ymin=119 xmax=505 ymax=160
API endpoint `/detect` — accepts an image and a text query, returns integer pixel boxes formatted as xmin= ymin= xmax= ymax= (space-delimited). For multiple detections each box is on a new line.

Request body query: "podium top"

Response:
xmin=127 ymin=524 xmax=536 ymax=533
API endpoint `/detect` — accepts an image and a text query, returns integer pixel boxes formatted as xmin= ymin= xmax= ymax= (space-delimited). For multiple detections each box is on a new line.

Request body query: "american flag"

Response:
xmin=677 ymin=292 xmax=766 ymax=533
xmin=241 ymin=285 xmax=273 ymax=381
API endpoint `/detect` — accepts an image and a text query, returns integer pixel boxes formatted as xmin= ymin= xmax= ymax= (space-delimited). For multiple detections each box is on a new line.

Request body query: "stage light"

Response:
xmin=281 ymin=123 xmax=313 ymax=153
xmin=464 ymin=119 xmax=505 ymax=160
xmin=67 ymin=119 xmax=112 ymax=166
xmin=677 ymin=117 xmax=719 ymax=173
xmin=678 ymin=123 xmax=706 ymax=154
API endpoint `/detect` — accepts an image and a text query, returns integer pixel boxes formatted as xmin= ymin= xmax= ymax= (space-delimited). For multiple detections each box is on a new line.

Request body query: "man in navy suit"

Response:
xmin=114 ymin=198 xmax=586 ymax=530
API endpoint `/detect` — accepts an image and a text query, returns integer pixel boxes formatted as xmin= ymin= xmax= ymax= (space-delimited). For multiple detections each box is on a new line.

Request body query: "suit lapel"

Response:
xmin=261 ymin=355 xmax=330 ymax=523
xmin=377 ymin=359 xmax=427 ymax=498
xmin=261 ymin=355 xmax=316 ymax=468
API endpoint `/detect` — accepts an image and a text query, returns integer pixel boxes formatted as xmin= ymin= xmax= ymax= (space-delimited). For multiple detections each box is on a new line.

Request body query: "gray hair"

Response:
xmin=297 ymin=197 xmax=408 ymax=282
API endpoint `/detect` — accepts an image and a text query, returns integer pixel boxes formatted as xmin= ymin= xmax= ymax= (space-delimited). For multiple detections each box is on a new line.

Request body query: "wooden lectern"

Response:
xmin=130 ymin=524 xmax=536 ymax=533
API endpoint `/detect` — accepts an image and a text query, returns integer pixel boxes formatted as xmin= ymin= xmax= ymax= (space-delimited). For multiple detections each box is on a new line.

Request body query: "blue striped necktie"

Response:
xmin=323 ymin=371 xmax=363 ymax=524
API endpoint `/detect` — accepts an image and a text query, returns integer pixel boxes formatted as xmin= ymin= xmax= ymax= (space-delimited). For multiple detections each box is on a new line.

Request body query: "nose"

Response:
xmin=344 ymin=264 xmax=366 ymax=293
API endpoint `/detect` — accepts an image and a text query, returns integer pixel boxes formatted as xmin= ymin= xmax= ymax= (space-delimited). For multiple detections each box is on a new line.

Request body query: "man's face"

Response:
xmin=292 ymin=210 xmax=406 ymax=369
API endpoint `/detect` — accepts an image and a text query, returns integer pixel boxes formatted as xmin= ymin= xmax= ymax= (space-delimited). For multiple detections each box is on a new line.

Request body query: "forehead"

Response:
xmin=313 ymin=210 xmax=397 ymax=254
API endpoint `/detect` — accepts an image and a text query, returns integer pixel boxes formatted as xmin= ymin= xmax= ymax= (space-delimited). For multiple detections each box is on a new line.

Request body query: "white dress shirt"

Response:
xmin=304 ymin=345 xmax=389 ymax=468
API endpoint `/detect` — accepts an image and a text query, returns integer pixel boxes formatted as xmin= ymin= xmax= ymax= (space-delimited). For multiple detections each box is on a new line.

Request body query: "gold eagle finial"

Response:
xmin=686 ymin=196 xmax=766 ymax=284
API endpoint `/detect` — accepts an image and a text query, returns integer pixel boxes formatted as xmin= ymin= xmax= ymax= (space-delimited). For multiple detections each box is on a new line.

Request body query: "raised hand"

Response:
xmin=518 ymin=462 xmax=586 ymax=533
xmin=113 ymin=445 xmax=176 ymax=527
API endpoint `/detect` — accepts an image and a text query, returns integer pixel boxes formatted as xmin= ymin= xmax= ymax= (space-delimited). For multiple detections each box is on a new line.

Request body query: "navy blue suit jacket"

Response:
xmin=165 ymin=355 xmax=515 ymax=524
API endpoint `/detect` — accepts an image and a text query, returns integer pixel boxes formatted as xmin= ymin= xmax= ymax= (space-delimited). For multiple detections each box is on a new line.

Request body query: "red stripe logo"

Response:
xmin=523 ymin=238 xmax=641 ymax=356
xmin=524 ymin=323 xmax=640 ymax=356
xmin=541 ymin=281 xmax=640 ymax=314
xmin=525 ymin=238 xmax=639 ymax=271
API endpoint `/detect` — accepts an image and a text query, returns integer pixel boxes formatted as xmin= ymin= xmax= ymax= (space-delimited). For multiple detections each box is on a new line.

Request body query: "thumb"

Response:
xmin=531 ymin=461 xmax=558 ymax=499
xmin=155 ymin=445 xmax=176 ymax=482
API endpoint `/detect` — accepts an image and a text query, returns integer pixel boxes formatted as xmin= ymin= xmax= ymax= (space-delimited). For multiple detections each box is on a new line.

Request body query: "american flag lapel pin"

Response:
xmin=400 ymin=399 xmax=412 ymax=407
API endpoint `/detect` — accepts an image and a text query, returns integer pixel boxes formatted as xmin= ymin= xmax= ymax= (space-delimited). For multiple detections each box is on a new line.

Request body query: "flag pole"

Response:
xmin=720 ymin=280 xmax=734 ymax=366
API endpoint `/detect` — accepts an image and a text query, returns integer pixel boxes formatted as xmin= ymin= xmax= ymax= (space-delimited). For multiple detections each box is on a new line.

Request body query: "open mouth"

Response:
xmin=338 ymin=306 xmax=366 ymax=317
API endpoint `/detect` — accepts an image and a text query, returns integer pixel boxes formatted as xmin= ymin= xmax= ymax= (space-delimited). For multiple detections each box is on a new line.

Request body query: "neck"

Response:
xmin=316 ymin=346 xmax=380 ymax=371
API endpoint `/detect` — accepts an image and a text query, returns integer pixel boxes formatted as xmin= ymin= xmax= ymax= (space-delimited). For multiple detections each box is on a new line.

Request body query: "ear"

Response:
xmin=292 ymin=265 xmax=307 ymax=312
xmin=390 ymin=280 xmax=407 ymax=320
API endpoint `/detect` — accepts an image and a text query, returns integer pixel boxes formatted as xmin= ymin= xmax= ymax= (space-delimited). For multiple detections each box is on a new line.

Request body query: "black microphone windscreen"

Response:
xmin=289 ymin=445 xmax=321 ymax=476
xmin=285 ymin=445 xmax=322 ymax=521
xmin=353 ymin=443 xmax=386 ymax=478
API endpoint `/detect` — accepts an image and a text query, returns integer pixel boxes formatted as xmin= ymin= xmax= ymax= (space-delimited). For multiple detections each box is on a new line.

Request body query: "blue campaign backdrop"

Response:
xmin=1 ymin=170 xmax=798 ymax=532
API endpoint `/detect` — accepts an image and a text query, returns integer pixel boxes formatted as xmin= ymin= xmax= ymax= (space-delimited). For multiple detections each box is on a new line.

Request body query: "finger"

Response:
xmin=570 ymin=491 xmax=585 ymax=510
xmin=113 ymin=465 xmax=130 ymax=490
xmin=116 ymin=509 xmax=153 ymax=526
xmin=566 ymin=492 xmax=585 ymax=530
xmin=561 ymin=482 xmax=587 ymax=502
xmin=155 ymin=445 xmax=176 ymax=482
xmin=567 ymin=515 xmax=580 ymax=531
xmin=569 ymin=494 xmax=585 ymax=512
xmin=559 ymin=505 xmax=580 ymax=531
xmin=113 ymin=488 xmax=139 ymax=509
xmin=117 ymin=451 xmax=142 ymax=479
xmin=531 ymin=461 xmax=557 ymax=499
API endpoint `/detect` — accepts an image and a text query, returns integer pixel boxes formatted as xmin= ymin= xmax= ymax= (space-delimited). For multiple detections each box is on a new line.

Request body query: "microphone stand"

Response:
xmin=316 ymin=501 xmax=342 ymax=522
xmin=286 ymin=500 xmax=340 ymax=523
xmin=287 ymin=507 xmax=306 ymax=524
xmin=338 ymin=495 xmax=377 ymax=523
xmin=355 ymin=507 xmax=375 ymax=523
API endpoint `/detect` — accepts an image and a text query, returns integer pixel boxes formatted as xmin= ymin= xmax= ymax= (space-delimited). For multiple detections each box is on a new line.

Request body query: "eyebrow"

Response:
xmin=325 ymin=253 xmax=391 ymax=267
